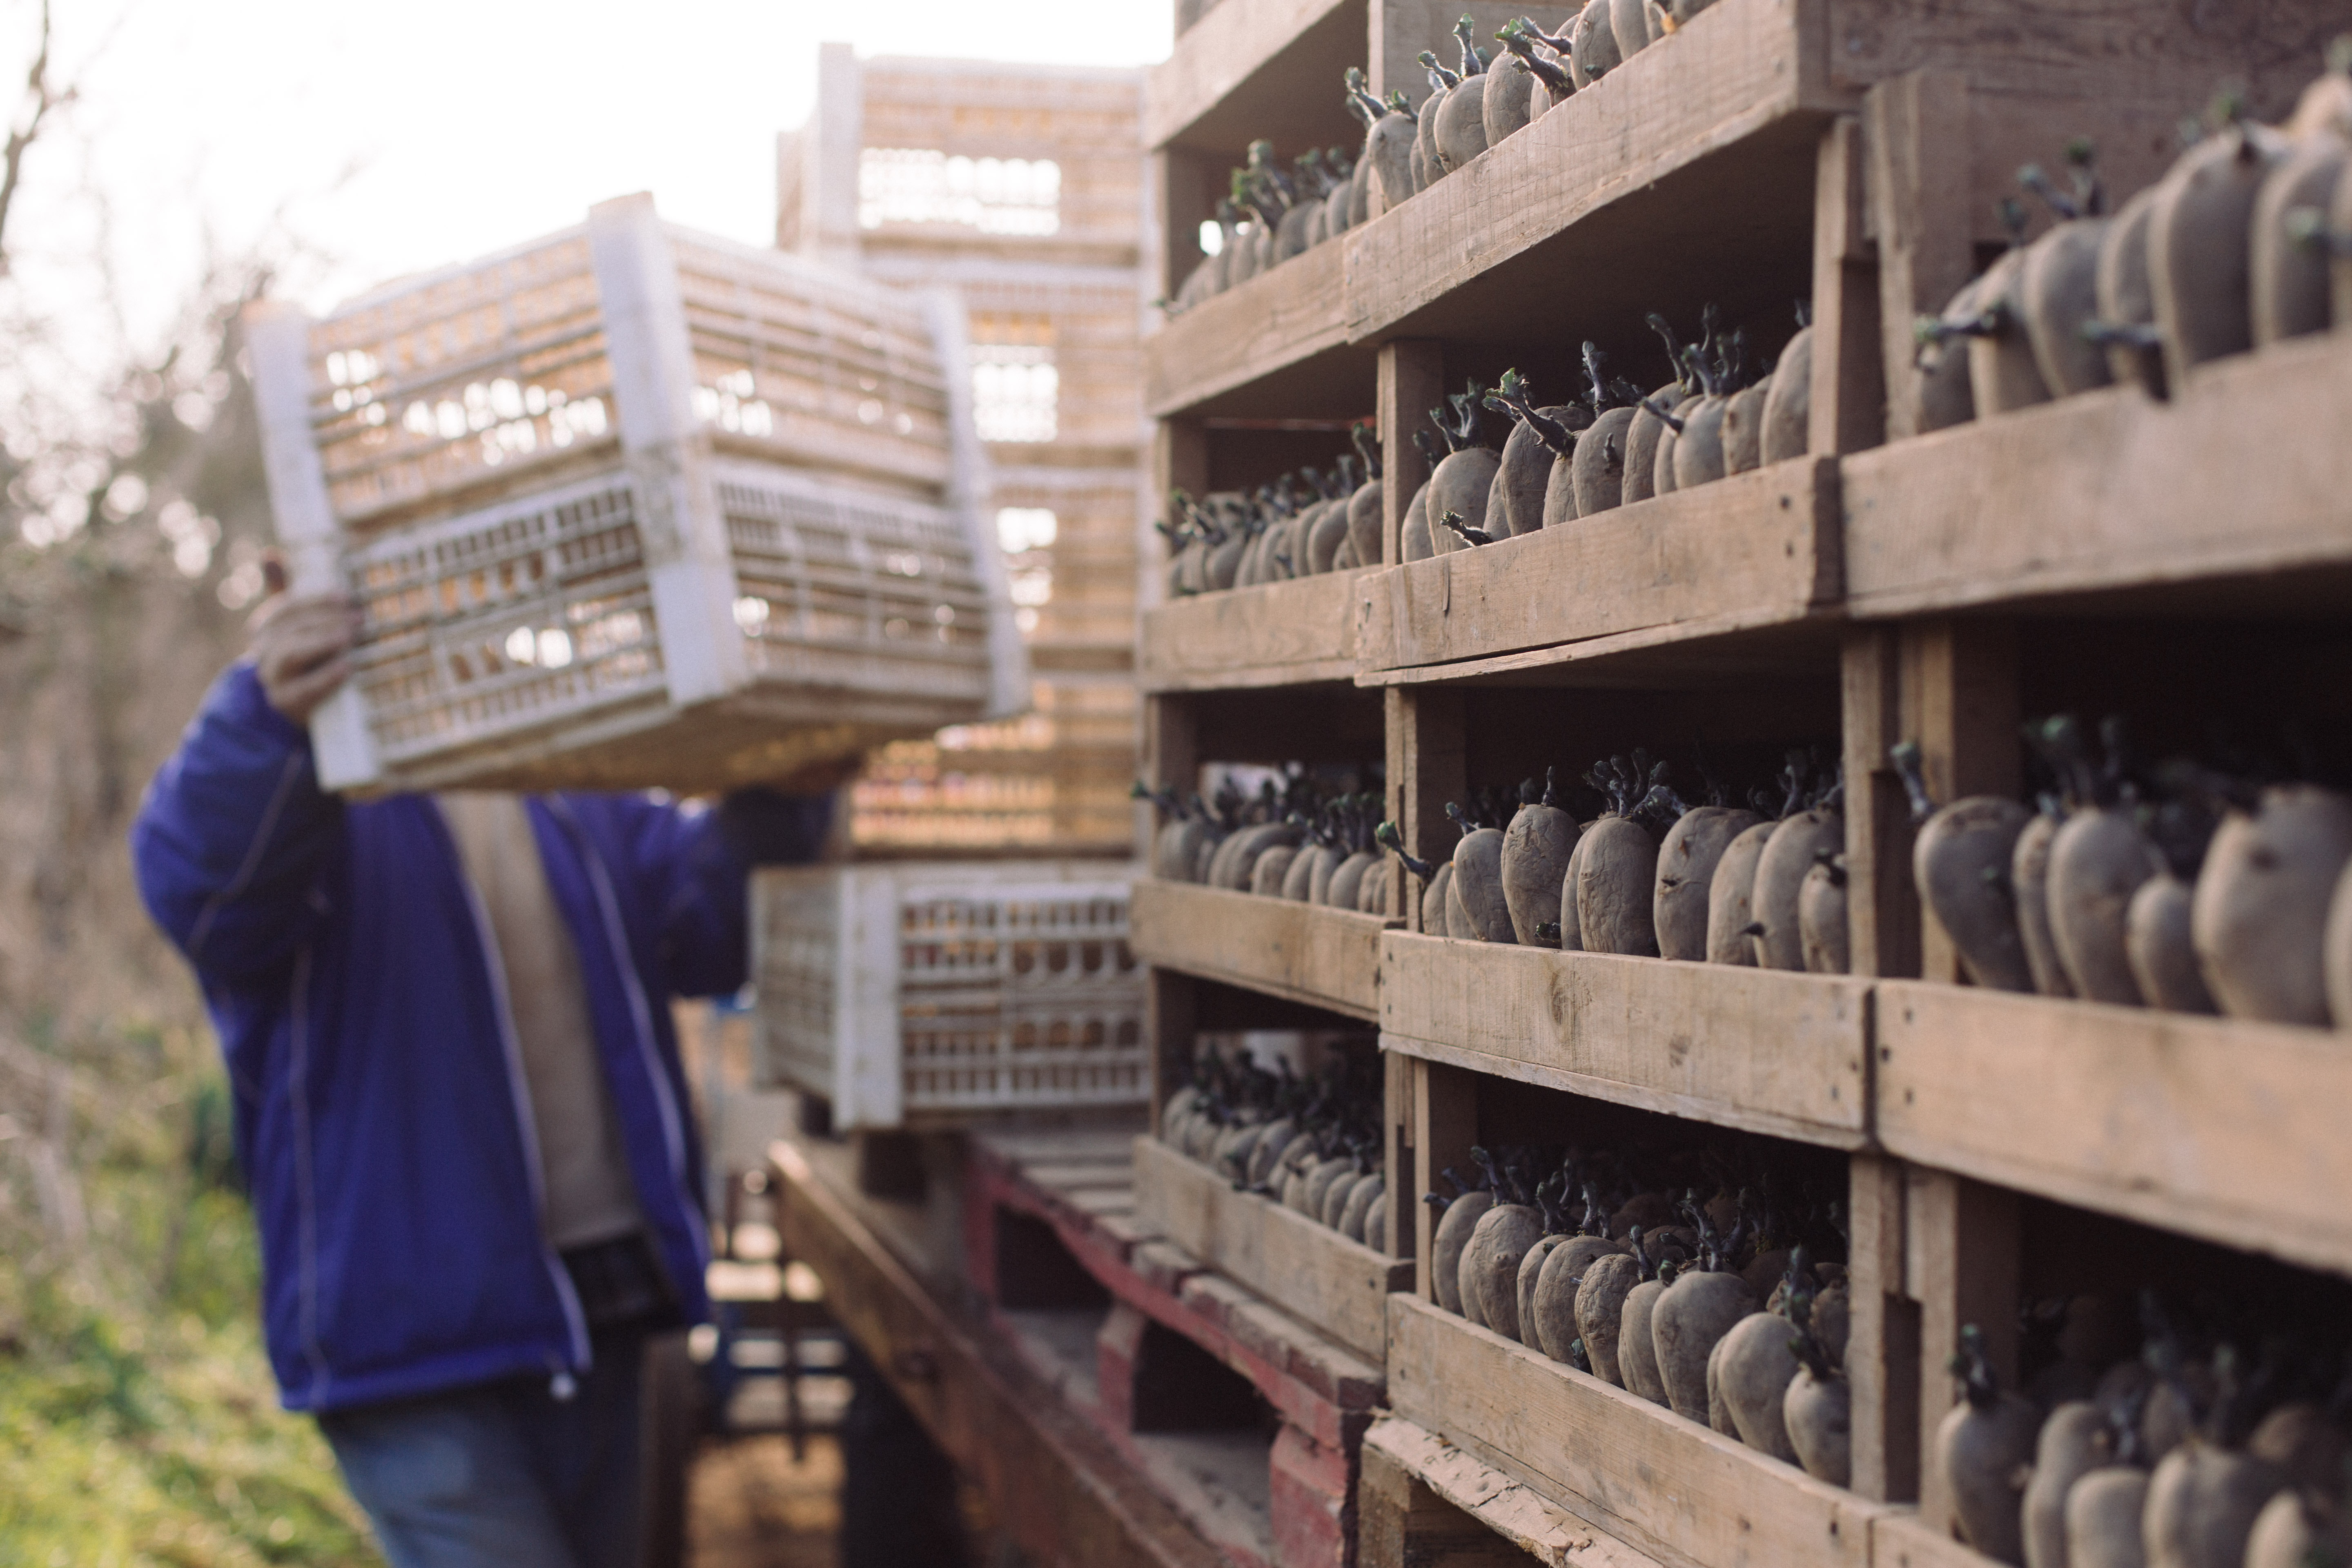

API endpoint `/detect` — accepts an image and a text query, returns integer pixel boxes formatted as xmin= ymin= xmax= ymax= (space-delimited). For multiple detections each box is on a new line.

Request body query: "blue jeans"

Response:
xmin=318 ymin=1326 xmax=648 ymax=1568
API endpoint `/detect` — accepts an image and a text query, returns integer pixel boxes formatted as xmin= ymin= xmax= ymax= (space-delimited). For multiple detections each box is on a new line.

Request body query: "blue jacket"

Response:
xmin=132 ymin=663 xmax=813 ymax=1413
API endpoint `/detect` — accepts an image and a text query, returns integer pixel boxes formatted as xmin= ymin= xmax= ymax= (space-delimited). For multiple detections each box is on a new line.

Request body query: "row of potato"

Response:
xmin=1430 ymin=1138 xmax=1856 ymax=1482
xmin=1937 ymin=1293 xmax=2352 ymax=1568
xmin=1156 ymin=429 xmax=1382 ymax=595
xmin=1157 ymin=1043 xmax=1388 ymax=1248
xmin=1922 ymin=52 xmax=2352 ymax=426
xmin=1166 ymin=3 xmax=1733 ymax=314
xmin=1140 ymin=770 xmax=1400 ymax=911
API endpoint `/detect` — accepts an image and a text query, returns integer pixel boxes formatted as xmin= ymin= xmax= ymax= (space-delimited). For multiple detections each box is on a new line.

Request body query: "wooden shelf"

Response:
xmin=1352 ymin=457 xmax=1841 ymax=681
xmin=1132 ymin=1134 xmax=1410 ymax=1363
xmin=1146 ymin=0 xmax=1363 ymax=155
xmin=1379 ymin=934 xmax=1871 ymax=1149
xmin=1875 ymin=980 xmax=2352 ymax=1279
xmin=1139 ymin=568 xmax=1368 ymax=694
xmin=1131 ymin=878 xmax=1393 ymax=1019
xmin=1362 ymin=1414 xmax=1668 ymax=1568
xmin=1842 ymin=330 xmax=2352 ymax=621
xmin=1147 ymin=239 xmax=1371 ymax=421
xmin=1386 ymin=1294 xmax=1884 ymax=1568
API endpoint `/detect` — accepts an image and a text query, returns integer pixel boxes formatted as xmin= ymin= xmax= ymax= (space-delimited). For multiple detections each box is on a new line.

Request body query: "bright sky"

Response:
xmin=20 ymin=0 xmax=1172 ymax=341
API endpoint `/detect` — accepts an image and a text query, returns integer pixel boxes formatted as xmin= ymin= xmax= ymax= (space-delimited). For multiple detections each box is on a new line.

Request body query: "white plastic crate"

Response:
xmin=751 ymin=861 xmax=1147 ymax=1129
xmin=245 ymin=192 xmax=1027 ymax=795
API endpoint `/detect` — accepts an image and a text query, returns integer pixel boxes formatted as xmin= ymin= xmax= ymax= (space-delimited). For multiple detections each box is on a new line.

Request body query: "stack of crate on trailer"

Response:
xmin=1126 ymin=2 xmax=2352 ymax=1566
xmin=779 ymin=47 xmax=1150 ymax=858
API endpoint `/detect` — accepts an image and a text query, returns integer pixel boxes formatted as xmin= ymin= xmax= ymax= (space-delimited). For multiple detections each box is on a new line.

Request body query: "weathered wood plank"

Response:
xmin=1380 ymin=935 xmax=1871 ymax=1147
xmin=1360 ymin=1416 xmax=1666 ymax=1568
xmin=1143 ymin=0 xmax=1356 ymax=152
xmin=1138 ymin=569 xmax=1363 ymax=693
xmin=1872 ymin=1505 xmax=2002 ymax=1568
xmin=1844 ymin=332 xmax=2352 ymax=617
xmin=1877 ymin=981 xmax=2352 ymax=1281
xmin=1388 ymin=1296 xmax=1883 ymax=1568
xmin=1129 ymin=878 xmax=1393 ymax=1018
xmin=1147 ymin=238 xmax=1352 ymax=419
xmin=1354 ymin=458 xmax=1840 ymax=675
xmin=1131 ymin=1134 xmax=1411 ymax=1364
xmin=768 ymin=1138 xmax=1225 ymax=1568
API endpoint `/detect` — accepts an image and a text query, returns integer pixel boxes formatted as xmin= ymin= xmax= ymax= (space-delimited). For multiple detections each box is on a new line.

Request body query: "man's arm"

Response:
xmin=130 ymin=580 xmax=360 ymax=984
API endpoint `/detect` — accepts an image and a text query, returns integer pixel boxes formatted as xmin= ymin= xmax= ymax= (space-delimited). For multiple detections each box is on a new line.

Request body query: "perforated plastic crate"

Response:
xmin=751 ymin=861 xmax=1146 ymax=1129
xmin=245 ymin=192 xmax=1026 ymax=796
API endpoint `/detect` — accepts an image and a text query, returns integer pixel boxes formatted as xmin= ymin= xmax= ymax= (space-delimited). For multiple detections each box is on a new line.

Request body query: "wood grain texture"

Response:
xmin=1379 ymin=341 xmax=1443 ymax=571
xmin=1878 ymin=980 xmax=2352 ymax=1281
xmin=1380 ymin=934 xmax=1871 ymax=1147
xmin=1847 ymin=1152 xmax=1921 ymax=1506
xmin=1355 ymin=458 xmax=1840 ymax=673
xmin=1360 ymin=1416 xmax=1666 ymax=1568
xmin=1147 ymin=238 xmax=1352 ymax=419
xmin=1871 ymin=1509 xmax=2000 ymax=1568
xmin=1345 ymin=0 xmax=1813 ymax=341
xmin=1129 ymin=878 xmax=1394 ymax=1019
xmin=768 ymin=1138 xmax=1225 ymax=1568
xmin=1144 ymin=0 xmax=1358 ymax=151
xmin=1131 ymin=1134 xmax=1411 ymax=1364
xmin=1388 ymin=1296 xmax=1884 ymax=1568
xmin=1844 ymin=331 xmax=2352 ymax=616
xmin=1386 ymin=686 xmax=1463 ymax=935
xmin=1139 ymin=569 xmax=1363 ymax=693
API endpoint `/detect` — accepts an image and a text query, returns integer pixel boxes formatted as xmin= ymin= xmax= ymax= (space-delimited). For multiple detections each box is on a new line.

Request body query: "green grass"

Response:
xmin=0 ymin=1083 xmax=384 ymax=1568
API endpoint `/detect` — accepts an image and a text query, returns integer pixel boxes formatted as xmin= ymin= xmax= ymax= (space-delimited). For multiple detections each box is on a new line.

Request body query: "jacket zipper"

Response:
xmin=548 ymin=797 xmax=710 ymax=1279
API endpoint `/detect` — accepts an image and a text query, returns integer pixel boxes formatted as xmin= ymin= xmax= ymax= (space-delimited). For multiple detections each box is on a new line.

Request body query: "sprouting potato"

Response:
xmin=2143 ymin=1440 xmax=2285 ymax=1568
xmin=2022 ymin=218 xmax=2118 ymax=396
xmin=1889 ymin=740 xmax=2036 ymax=990
xmin=1430 ymin=1189 xmax=1495 ymax=1315
xmin=1655 ymin=805 xmax=1766 ymax=962
xmin=1501 ymin=771 xmax=1581 ymax=946
xmin=1716 ymin=1310 xmax=1802 ymax=1461
xmin=1463 ymin=1201 xmax=1548 ymax=1339
xmin=1574 ymin=1252 xmax=1642 ymax=1385
xmin=1619 ymin=1272 xmax=1672 ymax=1405
xmin=1706 ymin=821 xmax=1776 ymax=966
xmin=1250 ymin=844 xmax=1299 ymax=897
xmin=2066 ymin=1467 xmax=2152 ymax=1568
xmin=1936 ymin=1325 xmax=2040 ymax=1564
xmin=1965 ymin=241 xmax=2056 ymax=416
xmin=2192 ymin=783 xmax=2352 ymax=1023
xmin=1446 ymin=802 xmax=1517 ymax=942
xmin=2145 ymin=112 xmax=2290 ymax=388
xmin=1720 ymin=376 xmax=1770 ymax=474
xmin=1532 ymin=1233 xmax=1628 ymax=1363
xmin=1651 ymin=1267 xmax=1756 ymax=1421
xmin=1761 ymin=325 xmax=1814 ymax=463
xmin=2022 ymin=1402 xmax=2114 ymax=1568
xmin=1754 ymin=807 xmax=1842 ymax=971
xmin=2095 ymin=185 xmax=2169 ymax=398
xmin=2244 ymin=1489 xmax=2352 ymax=1568
xmin=1798 ymin=854 xmax=1849 ymax=974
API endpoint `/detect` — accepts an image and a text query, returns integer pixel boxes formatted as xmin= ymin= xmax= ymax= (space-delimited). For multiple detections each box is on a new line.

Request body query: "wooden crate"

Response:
xmin=1130 ymin=879 xmax=1392 ymax=1020
xmin=247 ymin=194 xmax=1027 ymax=796
xmin=1386 ymin=1296 xmax=1885 ymax=1568
xmin=1131 ymin=1135 xmax=1409 ymax=1363
xmin=1380 ymin=935 xmax=1870 ymax=1148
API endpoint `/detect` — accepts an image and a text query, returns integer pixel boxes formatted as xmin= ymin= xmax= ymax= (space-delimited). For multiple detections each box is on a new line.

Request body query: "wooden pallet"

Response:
xmin=1131 ymin=878 xmax=1393 ymax=1019
xmin=1131 ymin=1134 xmax=1410 ymax=1362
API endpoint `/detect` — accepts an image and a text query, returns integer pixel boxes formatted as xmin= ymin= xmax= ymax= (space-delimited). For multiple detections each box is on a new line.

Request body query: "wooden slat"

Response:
xmin=1131 ymin=1134 xmax=1412 ymax=1364
xmin=1388 ymin=1296 xmax=1883 ymax=1568
xmin=1876 ymin=981 xmax=2352 ymax=1280
xmin=768 ymin=1138 xmax=1223 ymax=1568
xmin=1353 ymin=458 xmax=1840 ymax=675
xmin=1129 ymin=878 xmax=1394 ymax=1019
xmin=1874 ymin=1506 xmax=2002 ymax=1568
xmin=1844 ymin=332 xmax=2352 ymax=617
xmin=1143 ymin=0 xmax=1356 ymax=151
xmin=1380 ymin=935 xmax=1871 ymax=1148
xmin=1361 ymin=1415 xmax=1666 ymax=1568
xmin=1138 ymin=569 xmax=1363 ymax=693
xmin=1145 ymin=238 xmax=1352 ymax=419
xmin=1342 ymin=0 xmax=1814 ymax=343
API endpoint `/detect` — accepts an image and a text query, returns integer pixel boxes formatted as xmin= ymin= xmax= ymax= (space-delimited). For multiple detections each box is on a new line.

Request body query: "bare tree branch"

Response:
xmin=0 ymin=0 xmax=69 ymax=270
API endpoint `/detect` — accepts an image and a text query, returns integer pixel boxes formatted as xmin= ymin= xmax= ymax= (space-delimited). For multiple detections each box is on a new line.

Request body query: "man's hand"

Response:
xmin=248 ymin=555 xmax=363 ymax=725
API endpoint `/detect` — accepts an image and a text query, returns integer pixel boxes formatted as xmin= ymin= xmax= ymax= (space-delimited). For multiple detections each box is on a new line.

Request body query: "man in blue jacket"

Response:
xmin=132 ymin=575 xmax=834 ymax=1568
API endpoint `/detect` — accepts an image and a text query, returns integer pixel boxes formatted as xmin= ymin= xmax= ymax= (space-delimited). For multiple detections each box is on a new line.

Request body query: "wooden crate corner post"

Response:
xmin=1409 ymin=1058 xmax=1477 ymax=1304
xmin=1376 ymin=341 xmax=1444 ymax=568
xmin=1862 ymin=71 xmax=1973 ymax=446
